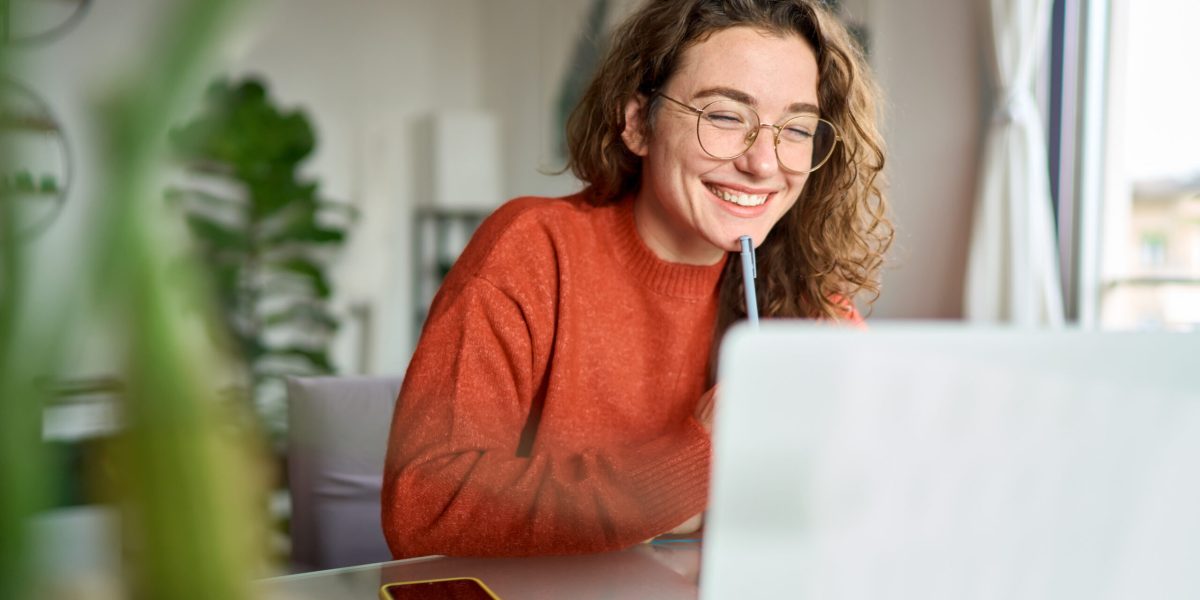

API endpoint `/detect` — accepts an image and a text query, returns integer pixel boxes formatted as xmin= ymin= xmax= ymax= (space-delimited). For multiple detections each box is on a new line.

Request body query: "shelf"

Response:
xmin=411 ymin=206 xmax=492 ymax=342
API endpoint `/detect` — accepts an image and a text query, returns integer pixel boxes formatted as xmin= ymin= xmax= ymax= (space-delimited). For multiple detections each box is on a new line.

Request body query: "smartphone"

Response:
xmin=378 ymin=577 xmax=501 ymax=600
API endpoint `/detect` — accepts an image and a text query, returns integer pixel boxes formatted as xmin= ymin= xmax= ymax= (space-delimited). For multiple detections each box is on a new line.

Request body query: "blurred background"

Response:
xmin=3 ymin=0 xmax=1197 ymax=598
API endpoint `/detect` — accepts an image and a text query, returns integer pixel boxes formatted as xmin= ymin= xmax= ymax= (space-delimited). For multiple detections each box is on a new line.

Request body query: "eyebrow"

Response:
xmin=692 ymin=86 xmax=821 ymax=115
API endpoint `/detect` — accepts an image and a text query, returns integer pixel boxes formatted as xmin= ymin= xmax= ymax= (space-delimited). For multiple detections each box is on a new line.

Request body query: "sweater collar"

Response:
xmin=604 ymin=194 xmax=727 ymax=299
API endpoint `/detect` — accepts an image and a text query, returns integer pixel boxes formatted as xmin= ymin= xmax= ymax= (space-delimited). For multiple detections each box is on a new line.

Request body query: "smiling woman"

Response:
xmin=621 ymin=27 xmax=826 ymax=266
xmin=381 ymin=0 xmax=891 ymax=559
xmin=571 ymin=0 xmax=891 ymax=325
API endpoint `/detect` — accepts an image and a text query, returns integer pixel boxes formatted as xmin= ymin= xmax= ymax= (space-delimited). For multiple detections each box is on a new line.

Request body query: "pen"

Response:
xmin=738 ymin=235 xmax=759 ymax=328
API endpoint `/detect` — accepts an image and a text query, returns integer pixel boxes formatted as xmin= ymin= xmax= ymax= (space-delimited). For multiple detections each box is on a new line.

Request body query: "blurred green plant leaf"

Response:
xmin=261 ymin=303 xmax=338 ymax=331
xmin=256 ymin=344 xmax=333 ymax=373
xmin=166 ymin=186 xmax=246 ymax=210
xmin=185 ymin=213 xmax=248 ymax=250
xmin=268 ymin=257 xmax=331 ymax=298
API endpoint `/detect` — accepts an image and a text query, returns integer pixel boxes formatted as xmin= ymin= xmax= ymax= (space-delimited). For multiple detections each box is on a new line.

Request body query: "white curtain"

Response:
xmin=964 ymin=0 xmax=1065 ymax=326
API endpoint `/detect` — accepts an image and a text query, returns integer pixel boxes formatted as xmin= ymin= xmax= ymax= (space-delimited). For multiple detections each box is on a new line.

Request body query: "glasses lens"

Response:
xmin=696 ymin=100 xmax=758 ymax=159
xmin=775 ymin=115 xmax=837 ymax=173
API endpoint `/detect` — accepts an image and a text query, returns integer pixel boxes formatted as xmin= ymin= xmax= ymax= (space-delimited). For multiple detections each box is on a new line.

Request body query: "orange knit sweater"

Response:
xmin=382 ymin=193 xmax=724 ymax=558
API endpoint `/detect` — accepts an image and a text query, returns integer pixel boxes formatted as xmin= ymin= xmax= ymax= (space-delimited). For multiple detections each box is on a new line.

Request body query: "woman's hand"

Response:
xmin=667 ymin=512 xmax=703 ymax=535
xmin=642 ymin=511 xmax=703 ymax=543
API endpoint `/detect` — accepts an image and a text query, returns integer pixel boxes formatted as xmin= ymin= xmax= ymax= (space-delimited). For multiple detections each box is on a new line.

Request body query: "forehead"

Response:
xmin=669 ymin=26 xmax=820 ymax=110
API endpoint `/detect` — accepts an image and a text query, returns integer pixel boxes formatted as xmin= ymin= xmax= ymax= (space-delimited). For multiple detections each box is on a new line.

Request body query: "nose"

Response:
xmin=735 ymin=124 xmax=780 ymax=177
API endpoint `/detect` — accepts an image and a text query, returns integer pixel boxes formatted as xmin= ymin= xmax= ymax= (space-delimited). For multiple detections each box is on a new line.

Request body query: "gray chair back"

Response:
xmin=286 ymin=375 xmax=402 ymax=571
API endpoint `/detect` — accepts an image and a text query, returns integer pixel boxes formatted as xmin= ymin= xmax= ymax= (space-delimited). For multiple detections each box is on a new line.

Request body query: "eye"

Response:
xmin=781 ymin=124 xmax=815 ymax=142
xmin=704 ymin=111 xmax=748 ymax=128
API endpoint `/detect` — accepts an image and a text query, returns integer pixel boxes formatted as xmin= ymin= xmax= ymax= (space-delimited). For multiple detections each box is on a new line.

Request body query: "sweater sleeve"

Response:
xmin=381 ymin=275 xmax=711 ymax=558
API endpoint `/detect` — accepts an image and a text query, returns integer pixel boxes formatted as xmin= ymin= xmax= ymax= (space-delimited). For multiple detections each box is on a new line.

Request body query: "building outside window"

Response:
xmin=1077 ymin=0 xmax=1200 ymax=331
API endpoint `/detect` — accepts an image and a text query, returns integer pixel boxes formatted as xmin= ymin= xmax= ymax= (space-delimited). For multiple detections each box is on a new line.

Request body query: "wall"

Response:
xmin=479 ymin=0 xmax=643 ymax=200
xmin=30 ymin=0 xmax=988 ymax=383
xmin=868 ymin=0 xmax=985 ymax=319
xmin=23 ymin=0 xmax=495 ymax=378
xmin=480 ymin=0 xmax=585 ymax=201
xmin=14 ymin=0 xmax=190 ymax=379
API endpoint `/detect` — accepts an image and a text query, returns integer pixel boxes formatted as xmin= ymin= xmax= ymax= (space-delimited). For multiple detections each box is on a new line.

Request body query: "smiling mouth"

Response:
xmin=706 ymin=184 xmax=770 ymax=208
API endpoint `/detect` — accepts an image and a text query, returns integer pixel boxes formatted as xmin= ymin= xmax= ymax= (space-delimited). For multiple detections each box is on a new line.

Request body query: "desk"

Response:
xmin=260 ymin=542 xmax=701 ymax=599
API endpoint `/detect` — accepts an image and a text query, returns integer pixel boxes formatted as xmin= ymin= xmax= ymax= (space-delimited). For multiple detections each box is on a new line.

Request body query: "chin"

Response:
xmin=718 ymin=235 xmax=743 ymax=252
xmin=709 ymin=233 xmax=750 ymax=254
xmin=727 ymin=227 xmax=772 ymax=250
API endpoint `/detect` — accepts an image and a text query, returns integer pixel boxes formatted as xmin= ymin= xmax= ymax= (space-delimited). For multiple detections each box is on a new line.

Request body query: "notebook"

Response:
xmin=701 ymin=323 xmax=1200 ymax=600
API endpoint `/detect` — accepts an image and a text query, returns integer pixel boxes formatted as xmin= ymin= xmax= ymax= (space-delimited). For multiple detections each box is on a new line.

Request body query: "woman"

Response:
xmin=382 ymin=0 xmax=890 ymax=558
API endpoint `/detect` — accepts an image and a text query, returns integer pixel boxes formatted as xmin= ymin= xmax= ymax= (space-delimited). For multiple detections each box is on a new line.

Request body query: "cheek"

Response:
xmin=652 ymin=128 xmax=707 ymax=173
xmin=788 ymin=172 xmax=811 ymax=192
xmin=778 ymin=185 xmax=803 ymax=211
xmin=780 ymin=176 xmax=810 ymax=210
xmin=765 ymin=189 xmax=805 ymax=234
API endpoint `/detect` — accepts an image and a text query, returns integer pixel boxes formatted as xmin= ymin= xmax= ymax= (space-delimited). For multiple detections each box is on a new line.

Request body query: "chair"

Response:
xmin=285 ymin=375 xmax=403 ymax=571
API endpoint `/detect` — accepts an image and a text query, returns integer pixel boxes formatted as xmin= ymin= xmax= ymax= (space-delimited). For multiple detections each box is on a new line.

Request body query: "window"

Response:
xmin=1066 ymin=0 xmax=1200 ymax=331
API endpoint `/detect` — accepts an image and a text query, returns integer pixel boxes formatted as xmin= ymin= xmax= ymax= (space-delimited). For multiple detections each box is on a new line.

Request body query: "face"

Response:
xmin=623 ymin=26 xmax=821 ymax=265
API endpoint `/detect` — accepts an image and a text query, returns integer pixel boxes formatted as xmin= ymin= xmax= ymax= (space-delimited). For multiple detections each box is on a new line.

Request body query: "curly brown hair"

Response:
xmin=565 ymin=0 xmax=892 ymax=333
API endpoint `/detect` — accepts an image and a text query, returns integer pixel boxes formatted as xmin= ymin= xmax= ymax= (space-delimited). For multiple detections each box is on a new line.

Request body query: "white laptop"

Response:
xmin=702 ymin=323 xmax=1200 ymax=600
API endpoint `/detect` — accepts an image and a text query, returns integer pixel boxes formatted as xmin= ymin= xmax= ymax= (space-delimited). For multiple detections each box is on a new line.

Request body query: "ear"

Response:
xmin=621 ymin=95 xmax=649 ymax=157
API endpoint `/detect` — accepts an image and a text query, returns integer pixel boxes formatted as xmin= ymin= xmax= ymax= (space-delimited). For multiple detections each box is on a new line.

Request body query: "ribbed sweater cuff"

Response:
xmin=629 ymin=419 xmax=712 ymax=533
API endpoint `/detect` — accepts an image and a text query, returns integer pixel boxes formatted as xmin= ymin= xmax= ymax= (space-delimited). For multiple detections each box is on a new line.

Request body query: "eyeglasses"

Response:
xmin=657 ymin=93 xmax=841 ymax=174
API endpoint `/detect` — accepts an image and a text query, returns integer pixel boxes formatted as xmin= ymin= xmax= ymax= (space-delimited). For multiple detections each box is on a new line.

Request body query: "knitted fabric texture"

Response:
xmin=382 ymin=193 xmax=724 ymax=558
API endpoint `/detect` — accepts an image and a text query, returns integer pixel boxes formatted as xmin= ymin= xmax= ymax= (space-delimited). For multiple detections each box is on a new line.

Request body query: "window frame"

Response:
xmin=1048 ymin=0 xmax=1112 ymax=327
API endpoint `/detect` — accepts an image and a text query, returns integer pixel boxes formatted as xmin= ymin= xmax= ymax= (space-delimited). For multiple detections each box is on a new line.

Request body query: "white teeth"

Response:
xmin=707 ymin=184 xmax=768 ymax=207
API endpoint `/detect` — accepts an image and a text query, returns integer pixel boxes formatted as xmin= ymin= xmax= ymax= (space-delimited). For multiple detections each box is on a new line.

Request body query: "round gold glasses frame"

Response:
xmin=656 ymin=93 xmax=841 ymax=174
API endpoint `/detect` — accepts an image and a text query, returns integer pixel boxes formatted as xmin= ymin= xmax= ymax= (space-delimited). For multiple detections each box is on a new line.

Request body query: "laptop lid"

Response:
xmin=702 ymin=323 xmax=1200 ymax=600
